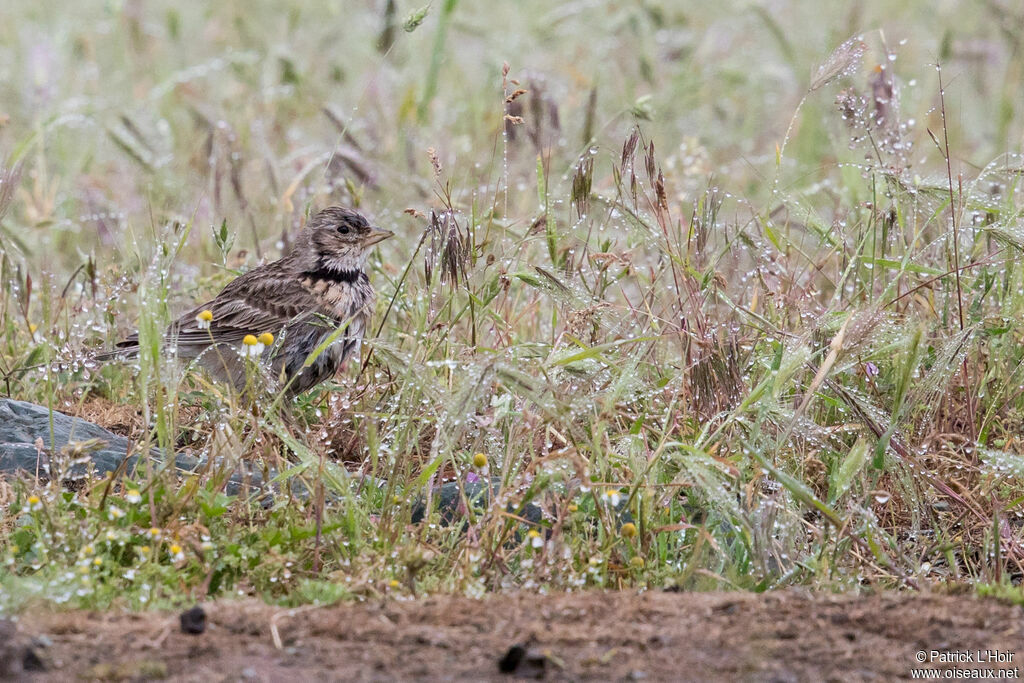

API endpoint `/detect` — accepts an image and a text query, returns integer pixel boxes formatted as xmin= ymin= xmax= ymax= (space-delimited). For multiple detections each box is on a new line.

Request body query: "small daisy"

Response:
xmin=125 ymin=489 xmax=141 ymax=504
xmin=195 ymin=309 xmax=214 ymax=330
xmin=242 ymin=334 xmax=263 ymax=358
xmin=26 ymin=495 xmax=43 ymax=511
xmin=107 ymin=506 xmax=125 ymax=520
xmin=169 ymin=543 xmax=185 ymax=563
xmin=603 ymin=489 xmax=622 ymax=507
xmin=527 ymin=529 xmax=544 ymax=549
xmin=258 ymin=331 xmax=274 ymax=347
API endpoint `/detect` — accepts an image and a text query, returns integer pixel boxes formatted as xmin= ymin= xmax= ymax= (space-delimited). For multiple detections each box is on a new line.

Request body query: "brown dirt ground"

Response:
xmin=5 ymin=590 xmax=1023 ymax=682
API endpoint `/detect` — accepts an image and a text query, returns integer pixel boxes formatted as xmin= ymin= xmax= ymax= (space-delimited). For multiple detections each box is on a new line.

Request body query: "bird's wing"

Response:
xmin=117 ymin=264 xmax=326 ymax=349
xmin=177 ymin=271 xmax=324 ymax=346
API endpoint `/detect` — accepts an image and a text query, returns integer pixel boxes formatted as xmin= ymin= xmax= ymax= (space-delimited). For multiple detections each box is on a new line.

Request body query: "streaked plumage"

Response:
xmin=106 ymin=206 xmax=392 ymax=396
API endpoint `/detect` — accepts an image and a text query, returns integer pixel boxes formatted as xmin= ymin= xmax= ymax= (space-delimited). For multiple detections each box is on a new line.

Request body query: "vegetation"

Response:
xmin=1 ymin=0 xmax=1023 ymax=611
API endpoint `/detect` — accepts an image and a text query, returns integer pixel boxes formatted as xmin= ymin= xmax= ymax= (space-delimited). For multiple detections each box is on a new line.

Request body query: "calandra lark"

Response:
xmin=104 ymin=206 xmax=392 ymax=396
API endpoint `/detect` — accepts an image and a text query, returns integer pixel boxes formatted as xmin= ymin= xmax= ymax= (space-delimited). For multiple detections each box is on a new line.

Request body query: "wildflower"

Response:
xmin=139 ymin=545 xmax=151 ymax=556
xmin=258 ymin=331 xmax=274 ymax=346
xmin=107 ymin=506 xmax=125 ymax=520
xmin=169 ymin=543 xmax=185 ymax=562
xmin=28 ymin=323 xmax=43 ymax=344
xmin=200 ymin=540 xmax=214 ymax=552
xmin=125 ymin=489 xmax=141 ymax=504
xmin=527 ymin=529 xmax=544 ymax=549
xmin=123 ymin=569 xmax=136 ymax=581
xmin=465 ymin=471 xmax=480 ymax=484
xmin=603 ymin=489 xmax=622 ymax=507
xmin=82 ymin=544 xmax=95 ymax=556
xmin=242 ymin=334 xmax=263 ymax=358
xmin=629 ymin=556 xmax=645 ymax=569
xmin=148 ymin=527 xmax=161 ymax=540
xmin=195 ymin=309 xmax=214 ymax=330
xmin=620 ymin=522 xmax=638 ymax=538
xmin=388 ymin=579 xmax=400 ymax=589
xmin=567 ymin=503 xmax=578 ymax=513
xmin=92 ymin=557 xmax=103 ymax=567
xmin=472 ymin=452 xmax=488 ymax=468
xmin=27 ymin=495 xmax=42 ymax=511
xmin=864 ymin=361 xmax=879 ymax=379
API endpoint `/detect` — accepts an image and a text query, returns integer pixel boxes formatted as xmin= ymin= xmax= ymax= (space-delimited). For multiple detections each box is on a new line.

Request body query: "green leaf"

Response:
xmin=829 ymin=437 xmax=870 ymax=502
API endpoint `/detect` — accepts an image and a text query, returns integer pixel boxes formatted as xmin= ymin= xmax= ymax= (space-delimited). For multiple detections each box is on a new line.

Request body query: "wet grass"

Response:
xmin=2 ymin=1 xmax=1024 ymax=610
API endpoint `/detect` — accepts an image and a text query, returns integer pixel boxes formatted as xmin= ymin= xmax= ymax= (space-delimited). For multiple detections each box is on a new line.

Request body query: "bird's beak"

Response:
xmin=362 ymin=227 xmax=394 ymax=247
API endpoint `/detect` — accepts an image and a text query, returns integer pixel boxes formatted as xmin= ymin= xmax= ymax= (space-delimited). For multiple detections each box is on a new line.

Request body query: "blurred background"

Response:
xmin=1 ymin=0 xmax=1021 ymax=275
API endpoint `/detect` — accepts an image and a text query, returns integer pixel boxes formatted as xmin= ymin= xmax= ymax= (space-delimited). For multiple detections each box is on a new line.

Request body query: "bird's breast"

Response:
xmin=302 ymin=273 xmax=374 ymax=323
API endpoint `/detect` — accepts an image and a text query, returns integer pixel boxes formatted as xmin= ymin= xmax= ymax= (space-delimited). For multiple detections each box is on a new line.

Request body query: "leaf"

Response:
xmin=829 ymin=437 xmax=871 ymax=502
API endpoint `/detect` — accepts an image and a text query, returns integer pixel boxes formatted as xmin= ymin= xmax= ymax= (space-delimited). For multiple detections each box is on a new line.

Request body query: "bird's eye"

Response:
xmin=337 ymin=224 xmax=350 ymax=235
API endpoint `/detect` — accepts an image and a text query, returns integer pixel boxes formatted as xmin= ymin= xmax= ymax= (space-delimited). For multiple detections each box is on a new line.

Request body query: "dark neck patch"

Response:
xmin=304 ymin=258 xmax=363 ymax=284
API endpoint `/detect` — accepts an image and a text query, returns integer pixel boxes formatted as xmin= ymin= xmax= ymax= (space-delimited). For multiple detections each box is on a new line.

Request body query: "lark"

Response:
xmin=105 ymin=206 xmax=392 ymax=396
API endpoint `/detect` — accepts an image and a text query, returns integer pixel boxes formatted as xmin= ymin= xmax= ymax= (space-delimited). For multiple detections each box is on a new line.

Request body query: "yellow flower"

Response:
xmin=567 ymin=503 xmax=578 ymax=513
xmin=242 ymin=334 xmax=263 ymax=358
xmin=629 ymin=556 xmax=645 ymax=569
xmin=527 ymin=529 xmax=544 ymax=549
xmin=258 ymin=332 xmax=274 ymax=346
xmin=26 ymin=495 xmax=42 ymax=511
xmin=620 ymin=522 xmax=638 ymax=539
xmin=472 ymin=452 xmax=488 ymax=468
xmin=195 ymin=310 xmax=214 ymax=329
xmin=388 ymin=579 xmax=400 ymax=589
xmin=148 ymin=527 xmax=161 ymax=538
xmin=125 ymin=489 xmax=141 ymax=504
xmin=93 ymin=557 xmax=103 ymax=566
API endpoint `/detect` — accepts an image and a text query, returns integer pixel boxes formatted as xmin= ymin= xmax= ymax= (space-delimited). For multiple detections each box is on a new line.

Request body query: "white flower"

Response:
xmin=195 ymin=309 xmax=213 ymax=330
xmin=603 ymin=489 xmax=622 ymax=507
xmin=242 ymin=334 xmax=264 ymax=358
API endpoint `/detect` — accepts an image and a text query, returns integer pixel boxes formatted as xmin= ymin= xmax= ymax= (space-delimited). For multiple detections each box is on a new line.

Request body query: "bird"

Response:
xmin=103 ymin=206 xmax=393 ymax=397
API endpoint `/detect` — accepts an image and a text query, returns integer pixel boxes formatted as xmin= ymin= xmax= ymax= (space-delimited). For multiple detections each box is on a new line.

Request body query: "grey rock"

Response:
xmin=0 ymin=398 xmax=263 ymax=497
xmin=0 ymin=399 xmax=548 ymax=527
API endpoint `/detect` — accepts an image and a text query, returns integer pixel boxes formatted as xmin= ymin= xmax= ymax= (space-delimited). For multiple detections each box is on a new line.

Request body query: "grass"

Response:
xmin=2 ymin=0 xmax=1024 ymax=611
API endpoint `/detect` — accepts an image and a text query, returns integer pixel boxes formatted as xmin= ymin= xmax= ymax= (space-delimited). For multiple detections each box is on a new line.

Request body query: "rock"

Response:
xmin=179 ymin=606 xmax=207 ymax=634
xmin=0 ymin=398 xmax=263 ymax=498
xmin=410 ymin=479 xmax=544 ymax=527
xmin=0 ymin=399 xmax=546 ymax=528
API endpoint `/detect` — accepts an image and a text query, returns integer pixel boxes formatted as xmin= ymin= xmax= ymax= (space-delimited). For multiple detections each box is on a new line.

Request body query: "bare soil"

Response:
xmin=6 ymin=590 xmax=1023 ymax=682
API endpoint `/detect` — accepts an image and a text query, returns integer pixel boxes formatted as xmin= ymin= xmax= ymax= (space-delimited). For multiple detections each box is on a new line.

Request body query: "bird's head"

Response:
xmin=305 ymin=206 xmax=393 ymax=270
